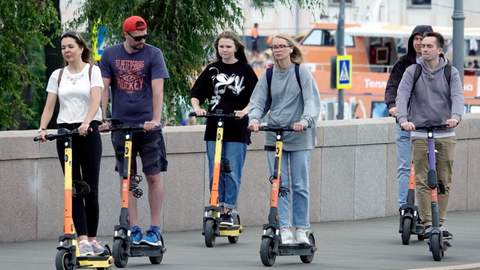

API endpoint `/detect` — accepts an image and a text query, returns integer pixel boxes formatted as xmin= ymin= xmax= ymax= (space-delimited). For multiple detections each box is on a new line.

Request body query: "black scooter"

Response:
xmin=399 ymin=163 xmax=425 ymax=244
xmin=189 ymin=111 xmax=243 ymax=247
xmin=416 ymin=125 xmax=453 ymax=261
xmin=105 ymin=122 xmax=166 ymax=268
xmin=35 ymin=128 xmax=113 ymax=270
xmin=257 ymin=125 xmax=316 ymax=266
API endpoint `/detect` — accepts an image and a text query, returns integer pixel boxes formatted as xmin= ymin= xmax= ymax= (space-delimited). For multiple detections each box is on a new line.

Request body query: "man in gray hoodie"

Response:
xmin=396 ymin=32 xmax=464 ymax=236
xmin=385 ymin=25 xmax=432 ymax=208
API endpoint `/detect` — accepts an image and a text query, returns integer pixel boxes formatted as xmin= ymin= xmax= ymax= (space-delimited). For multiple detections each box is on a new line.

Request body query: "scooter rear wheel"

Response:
xmin=227 ymin=214 xmax=241 ymax=244
xmin=55 ymin=249 xmax=76 ymax=270
xmin=430 ymin=233 xmax=443 ymax=261
xmin=113 ymin=239 xmax=128 ymax=268
xmin=401 ymin=218 xmax=412 ymax=245
xmin=228 ymin=236 xmax=239 ymax=244
xmin=149 ymin=255 xmax=163 ymax=264
xmin=260 ymin=236 xmax=276 ymax=266
xmin=204 ymin=219 xmax=216 ymax=248
xmin=300 ymin=233 xmax=316 ymax=264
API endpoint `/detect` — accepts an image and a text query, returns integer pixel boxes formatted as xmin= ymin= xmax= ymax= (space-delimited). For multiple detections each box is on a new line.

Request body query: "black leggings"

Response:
xmin=56 ymin=122 xmax=102 ymax=237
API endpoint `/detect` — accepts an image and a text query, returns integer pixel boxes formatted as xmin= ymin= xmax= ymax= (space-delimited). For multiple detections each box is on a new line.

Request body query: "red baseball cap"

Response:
xmin=123 ymin=16 xmax=147 ymax=32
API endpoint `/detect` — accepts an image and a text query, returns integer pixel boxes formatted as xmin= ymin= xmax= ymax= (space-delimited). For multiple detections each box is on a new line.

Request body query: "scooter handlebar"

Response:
xmin=106 ymin=123 xmax=146 ymax=132
xmin=102 ymin=119 xmax=162 ymax=132
xmin=33 ymin=128 xmax=79 ymax=141
xmin=189 ymin=112 xmax=237 ymax=119
xmin=414 ymin=124 xmax=449 ymax=131
xmin=258 ymin=125 xmax=297 ymax=132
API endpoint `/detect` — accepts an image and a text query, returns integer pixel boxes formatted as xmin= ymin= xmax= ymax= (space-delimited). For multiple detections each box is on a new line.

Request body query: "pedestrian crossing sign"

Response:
xmin=336 ymin=55 xmax=352 ymax=89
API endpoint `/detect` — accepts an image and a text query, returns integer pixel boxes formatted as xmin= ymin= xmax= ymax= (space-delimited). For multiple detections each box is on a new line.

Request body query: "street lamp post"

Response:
xmin=336 ymin=0 xmax=346 ymax=120
xmin=452 ymin=0 xmax=465 ymax=83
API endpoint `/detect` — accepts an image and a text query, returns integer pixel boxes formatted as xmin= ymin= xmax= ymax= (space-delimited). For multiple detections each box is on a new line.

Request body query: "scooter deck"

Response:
xmin=277 ymin=243 xmax=316 ymax=256
xmin=78 ymin=255 xmax=113 ymax=268
xmin=130 ymin=244 xmax=166 ymax=257
xmin=218 ymin=224 xmax=243 ymax=236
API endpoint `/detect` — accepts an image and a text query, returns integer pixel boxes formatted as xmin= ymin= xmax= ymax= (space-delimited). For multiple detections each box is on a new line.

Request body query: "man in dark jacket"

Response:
xmin=384 ymin=25 xmax=433 ymax=208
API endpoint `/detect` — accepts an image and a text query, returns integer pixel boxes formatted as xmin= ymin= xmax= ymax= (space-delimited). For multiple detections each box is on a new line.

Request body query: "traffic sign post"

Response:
xmin=336 ymin=55 xmax=352 ymax=90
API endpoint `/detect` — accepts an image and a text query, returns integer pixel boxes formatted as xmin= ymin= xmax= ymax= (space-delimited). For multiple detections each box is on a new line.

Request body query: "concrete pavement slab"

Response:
xmin=0 ymin=211 xmax=478 ymax=270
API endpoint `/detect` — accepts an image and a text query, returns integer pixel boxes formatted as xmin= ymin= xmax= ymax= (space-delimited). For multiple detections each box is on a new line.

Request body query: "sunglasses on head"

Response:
xmin=61 ymin=32 xmax=82 ymax=41
xmin=128 ymin=32 xmax=148 ymax=41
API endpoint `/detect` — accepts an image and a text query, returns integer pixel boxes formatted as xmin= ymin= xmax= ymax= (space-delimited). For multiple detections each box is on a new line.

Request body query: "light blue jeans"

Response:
xmin=395 ymin=124 xmax=412 ymax=207
xmin=206 ymin=141 xmax=247 ymax=209
xmin=267 ymin=150 xmax=311 ymax=229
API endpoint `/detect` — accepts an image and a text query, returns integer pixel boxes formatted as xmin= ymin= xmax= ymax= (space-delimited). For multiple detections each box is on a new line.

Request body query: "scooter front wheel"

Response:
xmin=204 ymin=219 xmax=216 ymax=248
xmin=113 ymin=239 xmax=128 ymax=268
xmin=55 ymin=249 xmax=76 ymax=270
xmin=430 ymin=233 xmax=443 ymax=261
xmin=401 ymin=218 xmax=412 ymax=245
xmin=300 ymin=233 xmax=316 ymax=263
xmin=149 ymin=235 xmax=164 ymax=264
xmin=260 ymin=236 xmax=276 ymax=266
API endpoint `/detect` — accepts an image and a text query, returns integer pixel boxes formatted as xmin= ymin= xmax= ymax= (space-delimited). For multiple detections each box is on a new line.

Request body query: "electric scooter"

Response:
xmin=106 ymin=121 xmax=165 ymax=268
xmin=34 ymin=128 xmax=113 ymax=270
xmin=399 ymin=163 xmax=425 ymax=244
xmin=257 ymin=125 xmax=316 ymax=267
xmin=189 ymin=111 xmax=243 ymax=248
xmin=416 ymin=125 xmax=453 ymax=261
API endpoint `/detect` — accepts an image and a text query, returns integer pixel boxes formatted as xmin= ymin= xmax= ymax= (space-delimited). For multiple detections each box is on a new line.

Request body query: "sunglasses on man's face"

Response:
xmin=128 ymin=32 xmax=149 ymax=42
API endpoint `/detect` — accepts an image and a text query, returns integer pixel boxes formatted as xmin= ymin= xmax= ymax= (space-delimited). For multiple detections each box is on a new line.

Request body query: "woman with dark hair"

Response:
xmin=190 ymin=31 xmax=258 ymax=225
xmin=38 ymin=31 xmax=105 ymax=256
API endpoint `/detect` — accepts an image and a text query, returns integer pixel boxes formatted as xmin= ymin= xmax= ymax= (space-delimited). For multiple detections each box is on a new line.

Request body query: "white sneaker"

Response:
xmin=89 ymin=240 xmax=106 ymax=255
xmin=295 ymin=228 xmax=310 ymax=244
xmin=280 ymin=228 xmax=296 ymax=244
xmin=78 ymin=240 xmax=94 ymax=256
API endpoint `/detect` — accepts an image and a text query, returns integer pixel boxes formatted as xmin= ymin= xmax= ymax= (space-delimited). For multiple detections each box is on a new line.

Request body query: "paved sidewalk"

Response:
xmin=0 ymin=211 xmax=479 ymax=270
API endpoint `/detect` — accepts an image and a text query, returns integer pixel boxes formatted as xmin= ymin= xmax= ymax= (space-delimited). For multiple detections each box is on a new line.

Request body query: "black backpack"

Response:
xmin=408 ymin=63 xmax=451 ymax=108
xmin=411 ymin=63 xmax=451 ymax=92
xmin=265 ymin=63 xmax=302 ymax=109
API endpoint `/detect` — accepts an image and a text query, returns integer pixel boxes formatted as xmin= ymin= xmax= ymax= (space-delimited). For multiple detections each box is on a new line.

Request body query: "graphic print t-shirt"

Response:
xmin=191 ymin=61 xmax=258 ymax=143
xmin=100 ymin=44 xmax=169 ymax=124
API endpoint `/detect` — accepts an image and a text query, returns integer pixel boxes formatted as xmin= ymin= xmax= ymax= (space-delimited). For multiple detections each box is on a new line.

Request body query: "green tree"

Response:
xmin=74 ymin=0 xmax=326 ymax=125
xmin=0 ymin=1 xmax=60 ymax=130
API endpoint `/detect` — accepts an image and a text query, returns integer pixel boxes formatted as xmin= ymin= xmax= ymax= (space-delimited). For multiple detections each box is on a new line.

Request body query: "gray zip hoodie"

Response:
xmin=248 ymin=64 xmax=320 ymax=151
xmin=396 ymin=57 xmax=464 ymax=135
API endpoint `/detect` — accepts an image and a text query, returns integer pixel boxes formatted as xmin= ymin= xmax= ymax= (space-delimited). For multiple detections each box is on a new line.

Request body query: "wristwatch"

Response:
xmin=37 ymin=128 xmax=46 ymax=132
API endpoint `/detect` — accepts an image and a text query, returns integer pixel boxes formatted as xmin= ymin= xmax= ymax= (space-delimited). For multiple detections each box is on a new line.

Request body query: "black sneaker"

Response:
xmin=220 ymin=213 xmax=234 ymax=226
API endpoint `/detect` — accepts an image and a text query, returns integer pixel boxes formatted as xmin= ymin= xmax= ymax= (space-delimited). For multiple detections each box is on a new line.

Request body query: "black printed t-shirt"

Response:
xmin=191 ymin=61 xmax=258 ymax=144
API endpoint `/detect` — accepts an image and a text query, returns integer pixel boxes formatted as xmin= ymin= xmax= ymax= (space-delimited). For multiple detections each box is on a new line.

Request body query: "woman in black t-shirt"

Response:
xmin=191 ymin=31 xmax=258 ymax=225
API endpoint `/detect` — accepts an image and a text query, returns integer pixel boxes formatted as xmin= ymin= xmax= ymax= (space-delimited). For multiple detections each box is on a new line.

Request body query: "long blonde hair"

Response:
xmin=272 ymin=34 xmax=303 ymax=65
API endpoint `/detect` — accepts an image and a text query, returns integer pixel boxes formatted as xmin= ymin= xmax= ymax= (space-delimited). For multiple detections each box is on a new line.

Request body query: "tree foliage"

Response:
xmin=73 ymin=0 xmax=242 ymax=124
xmin=74 ymin=0 xmax=327 ymax=125
xmin=0 ymin=1 xmax=60 ymax=130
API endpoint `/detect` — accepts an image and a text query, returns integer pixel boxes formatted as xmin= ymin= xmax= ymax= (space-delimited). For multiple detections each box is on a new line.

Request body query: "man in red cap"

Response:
xmin=100 ymin=15 xmax=169 ymax=247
